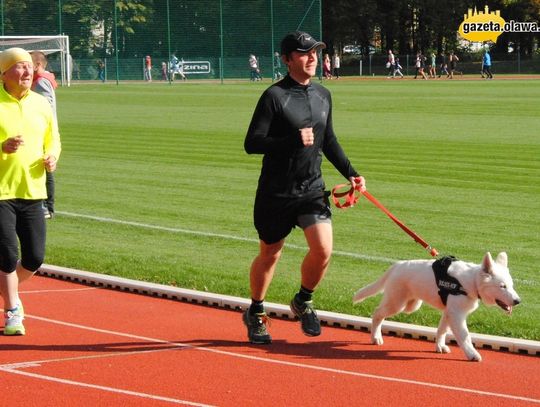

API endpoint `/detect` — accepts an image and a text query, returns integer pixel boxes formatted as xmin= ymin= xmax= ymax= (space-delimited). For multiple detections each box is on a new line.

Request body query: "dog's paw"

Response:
xmin=466 ymin=351 xmax=482 ymax=362
xmin=436 ymin=344 xmax=451 ymax=354
xmin=371 ymin=335 xmax=384 ymax=345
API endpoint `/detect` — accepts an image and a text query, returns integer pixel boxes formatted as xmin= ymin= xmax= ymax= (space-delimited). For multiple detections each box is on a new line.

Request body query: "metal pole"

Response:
xmin=167 ymin=0 xmax=172 ymax=84
xmin=114 ymin=0 xmax=119 ymax=84
xmin=270 ymin=0 xmax=274 ymax=82
xmin=219 ymin=0 xmax=224 ymax=83
xmin=58 ymin=0 xmax=62 ymax=34
xmin=1 ymin=0 xmax=4 ymax=36
xmin=318 ymin=0 xmax=323 ymax=80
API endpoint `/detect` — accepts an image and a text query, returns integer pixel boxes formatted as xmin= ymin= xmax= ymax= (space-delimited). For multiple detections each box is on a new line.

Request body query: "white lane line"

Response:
xmin=10 ymin=314 xmax=540 ymax=405
xmin=19 ymin=288 xmax=97 ymax=294
xmin=57 ymin=211 xmax=396 ymax=263
xmin=0 ymin=346 xmax=187 ymax=370
xmin=0 ymin=367 xmax=215 ymax=407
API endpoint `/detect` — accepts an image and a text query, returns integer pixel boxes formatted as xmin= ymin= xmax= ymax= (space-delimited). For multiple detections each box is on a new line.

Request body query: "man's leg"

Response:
xmin=290 ymin=222 xmax=333 ymax=337
xmin=243 ymin=239 xmax=285 ymax=344
xmin=250 ymin=239 xmax=285 ymax=302
xmin=300 ymin=222 xmax=333 ymax=290
xmin=16 ymin=261 xmax=35 ymax=285
xmin=0 ymin=270 xmax=19 ymax=311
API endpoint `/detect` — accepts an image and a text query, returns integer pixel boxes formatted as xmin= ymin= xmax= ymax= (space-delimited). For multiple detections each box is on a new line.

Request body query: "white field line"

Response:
xmin=57 ymin=211 xmax=396 ymax=263
xmin=56 ymin=211 xmax=536 ymax=287
xmin=4 ymin=314 xmax=539 ymax=405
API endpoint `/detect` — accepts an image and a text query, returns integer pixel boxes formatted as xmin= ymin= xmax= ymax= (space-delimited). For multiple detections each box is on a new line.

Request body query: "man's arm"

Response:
xmin=244 ymin=91 xmax=302 ymax=155
xmin=33 ymin=78 xmax=57 ymax=122
xmin=322 ymin=101 xmax=359 ymax=180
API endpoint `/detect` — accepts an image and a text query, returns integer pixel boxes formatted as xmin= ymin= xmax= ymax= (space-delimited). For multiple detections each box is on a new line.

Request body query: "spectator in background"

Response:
xmin=249 ymin=54 xmax=262 ymax=81
xmin=429 ymin=52 xmax=437 ymax=78
xmin=448 ymin=52 xmax=462 ymax=79
xmin=386 ymin=49 xmax=395 ymax=78
xmin=273 ymin=51 xmax=283 ymax=81
xmin=96 ymin=59 xmax=105 ymax=82
xmin=0 ymin=47 xmax=61 ymax=336
xmin=161 ymin=62 xmax=168 ymax=81
xmin=393 ymin=57 xmax=404 ymax=78
xmin=144 ymin=55 xmax=152 ymax=82
xmin=169 ymin=53 xmax=186 ymax=81
xmin=30 ymin=51 xmax=57 ymax=219
xmin=322 ymin=53 xmax=332 ymax=79
xmin=482 ymin=48 xmax=493 ymax=79
xmin=438 ymin=52 xmax=449 ymax=78
xmin=332 ymin=52 xmax=340 ymax=79
xmin=414 ymin=52 xmax=428 ymax=80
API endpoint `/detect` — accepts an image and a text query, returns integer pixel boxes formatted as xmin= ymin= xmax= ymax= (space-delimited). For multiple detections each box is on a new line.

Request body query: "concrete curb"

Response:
xmin=38 ymin=264 xmax=539 ymax=357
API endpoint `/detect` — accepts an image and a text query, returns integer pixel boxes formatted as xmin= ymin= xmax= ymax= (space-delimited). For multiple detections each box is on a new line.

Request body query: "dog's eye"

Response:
xmin=500 ymin=283 xmax=507 ymax=289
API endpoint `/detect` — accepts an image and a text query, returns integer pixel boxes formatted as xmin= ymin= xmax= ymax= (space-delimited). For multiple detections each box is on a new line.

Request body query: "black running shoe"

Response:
xmin=290 ymin=299 xmax=321 ymax=337
xmin=242 ymin=310 xmax=272 ymax=344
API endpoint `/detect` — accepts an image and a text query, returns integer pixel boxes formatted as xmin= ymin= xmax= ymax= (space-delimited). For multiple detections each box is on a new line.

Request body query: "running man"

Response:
xmin=243 ymin=31 xmax=364 ymax=344
xmin=0 ymin=48 xmax=61 ymax=336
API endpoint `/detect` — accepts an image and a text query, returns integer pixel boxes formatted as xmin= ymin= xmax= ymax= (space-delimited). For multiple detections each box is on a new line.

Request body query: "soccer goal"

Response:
xmin=0 ymin=35 xmax=71 ymax=86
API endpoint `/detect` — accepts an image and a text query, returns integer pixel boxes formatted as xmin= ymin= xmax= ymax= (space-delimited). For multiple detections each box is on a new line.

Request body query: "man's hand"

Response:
xmin=299 ymin=127 xmax=314 ymax=147
xmin=43 ymin=154 xmax=57 ymax=172
xmin=350 ymin=175 xmax=366 ymax=192
xmin=2 ymin=135 xmax=24 ymax=154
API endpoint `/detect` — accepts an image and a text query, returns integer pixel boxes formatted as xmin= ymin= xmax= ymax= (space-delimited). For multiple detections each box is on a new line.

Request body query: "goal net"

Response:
xmin=0 ymin=35 xmax=71 ymax=86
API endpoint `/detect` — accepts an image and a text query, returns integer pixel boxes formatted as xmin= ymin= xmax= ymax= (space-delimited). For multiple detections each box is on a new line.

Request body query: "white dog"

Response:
xmin=353 ymin=252 xmax=520 ymax=361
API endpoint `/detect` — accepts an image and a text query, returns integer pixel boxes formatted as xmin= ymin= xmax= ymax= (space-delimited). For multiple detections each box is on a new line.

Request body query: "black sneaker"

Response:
xmin=290 ymin=299 xmax=321 ymax=337
xmin=242 ymin=310 xmax=272 ymax=344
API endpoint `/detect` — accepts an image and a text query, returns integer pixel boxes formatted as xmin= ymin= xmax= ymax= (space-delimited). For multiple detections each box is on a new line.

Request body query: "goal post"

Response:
xmin=0 ymin=35 xmax=71 ymax=86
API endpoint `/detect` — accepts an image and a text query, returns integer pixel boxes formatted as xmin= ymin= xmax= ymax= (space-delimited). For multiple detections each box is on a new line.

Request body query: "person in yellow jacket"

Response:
xmin=0 ymin=47 xmax=61 ymax=336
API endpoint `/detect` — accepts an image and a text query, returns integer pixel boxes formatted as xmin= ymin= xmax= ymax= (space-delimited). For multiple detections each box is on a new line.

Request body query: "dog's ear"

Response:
xmin=482 ymin=252 xmax=494 ymax=275
xmin=495 ymin=252 xmax=508 ymax=268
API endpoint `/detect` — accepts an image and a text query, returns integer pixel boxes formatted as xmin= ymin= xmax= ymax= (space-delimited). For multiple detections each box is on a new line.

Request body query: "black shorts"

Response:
xmin=254 ymin=192 xmax=332 ymax=244
xmin=0 ymin=199 xmax=46 ymax=273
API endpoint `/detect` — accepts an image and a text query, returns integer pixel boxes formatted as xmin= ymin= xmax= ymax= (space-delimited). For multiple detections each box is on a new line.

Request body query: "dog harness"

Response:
xmin=432 ymin=256 xmax=468 ymax=306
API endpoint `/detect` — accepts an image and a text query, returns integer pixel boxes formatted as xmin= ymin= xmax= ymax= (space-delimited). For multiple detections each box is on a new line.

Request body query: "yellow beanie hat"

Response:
xmin=0 ymin=47 xmax=33 ymax=74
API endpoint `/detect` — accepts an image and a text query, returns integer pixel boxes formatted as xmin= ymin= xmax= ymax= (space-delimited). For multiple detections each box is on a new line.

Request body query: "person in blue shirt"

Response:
xmin=482 ymin=49 xmax=493 ymax=79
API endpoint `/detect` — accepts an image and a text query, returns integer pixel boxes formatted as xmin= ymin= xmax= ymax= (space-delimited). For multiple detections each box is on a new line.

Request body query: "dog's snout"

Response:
xmin=513 ymin=298 xmax=521 ymax=306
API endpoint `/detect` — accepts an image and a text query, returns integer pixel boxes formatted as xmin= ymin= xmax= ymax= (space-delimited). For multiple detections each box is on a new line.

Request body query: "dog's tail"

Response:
xmin=352 ymin=264 xmax=395 ymax=304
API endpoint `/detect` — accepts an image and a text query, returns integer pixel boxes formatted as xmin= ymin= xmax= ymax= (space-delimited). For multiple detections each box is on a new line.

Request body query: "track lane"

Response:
xmin=1 ymin=276 xmax=538 ymax=406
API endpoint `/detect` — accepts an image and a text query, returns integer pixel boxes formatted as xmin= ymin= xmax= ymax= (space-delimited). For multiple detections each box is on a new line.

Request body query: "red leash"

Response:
xmin=331 ymin=178 xmax=439 ymax=257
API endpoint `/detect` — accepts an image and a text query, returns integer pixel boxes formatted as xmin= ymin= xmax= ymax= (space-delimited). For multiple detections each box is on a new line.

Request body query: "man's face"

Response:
xmin=285 ymin=49 xmax=318 ymax=81
xmin=31 ymin=54 xmax=43 ymax=73
xmin=2 ymin=61 xmax=33 ymax=95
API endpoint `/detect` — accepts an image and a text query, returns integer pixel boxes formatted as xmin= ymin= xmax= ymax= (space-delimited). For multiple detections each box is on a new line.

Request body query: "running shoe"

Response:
xmin=4 ymin=307 xmax=25 ymax=336
xmin=242 ymin=310 xmax=272 ymax=344
xmin=17 ymin=299 xmax=24 ymax=318
xmin=290 ymin=299 xmax=321 ymax=337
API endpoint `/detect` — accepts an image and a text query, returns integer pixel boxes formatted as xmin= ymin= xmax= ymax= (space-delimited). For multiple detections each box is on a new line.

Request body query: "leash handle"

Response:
xmin=331 ymin=178 xmax=439 ymax=257
xmin=330 ymin=176 xmax=365 ymax=208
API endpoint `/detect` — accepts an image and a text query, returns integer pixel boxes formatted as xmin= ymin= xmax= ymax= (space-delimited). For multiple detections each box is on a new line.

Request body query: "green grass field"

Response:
xmin=49 ymin=78 xmax=540 ymax=340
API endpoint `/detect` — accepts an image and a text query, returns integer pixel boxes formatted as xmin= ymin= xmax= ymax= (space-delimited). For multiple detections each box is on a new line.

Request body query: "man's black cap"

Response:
xmin=280 ymin=31 xmax=326 ymax=55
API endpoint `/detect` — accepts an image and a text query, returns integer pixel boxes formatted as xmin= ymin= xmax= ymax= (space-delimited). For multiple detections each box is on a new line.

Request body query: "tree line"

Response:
xmin=1 ymin=0 xmax=538 ymax=58
xmin=323 ymin=0 xmax=539 ymax=57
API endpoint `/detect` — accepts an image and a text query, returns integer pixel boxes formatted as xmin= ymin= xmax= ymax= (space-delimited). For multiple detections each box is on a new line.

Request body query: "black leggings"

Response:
xmin=0 ymin=199 xmax=46 ymax=273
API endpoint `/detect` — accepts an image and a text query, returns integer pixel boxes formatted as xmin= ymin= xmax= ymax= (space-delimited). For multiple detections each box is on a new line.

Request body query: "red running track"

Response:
xmin=1 ymin=275 xmax=539 ymax=407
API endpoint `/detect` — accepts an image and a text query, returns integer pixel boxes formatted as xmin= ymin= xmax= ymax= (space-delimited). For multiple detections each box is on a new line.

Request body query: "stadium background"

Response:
xmin=1 ymin=0 xmax=539 ymax=82
xmin=0 ymin=0 xmax=322 ymax=81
